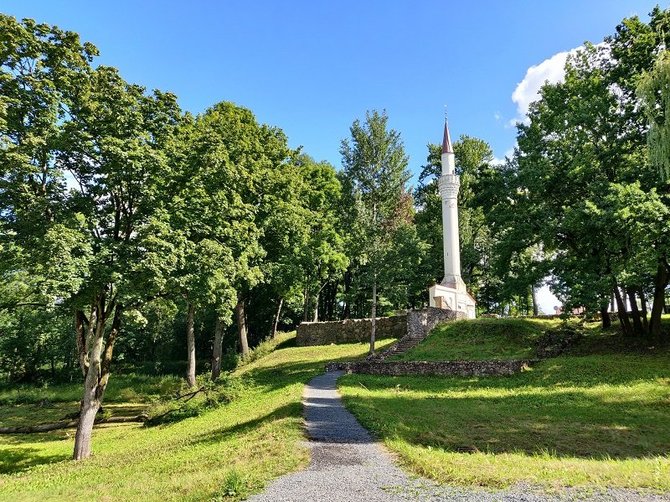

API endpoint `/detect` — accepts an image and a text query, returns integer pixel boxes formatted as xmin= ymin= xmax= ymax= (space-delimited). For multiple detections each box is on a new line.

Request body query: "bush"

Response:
xmin=145 ymin=374 xmax=247 ymax=426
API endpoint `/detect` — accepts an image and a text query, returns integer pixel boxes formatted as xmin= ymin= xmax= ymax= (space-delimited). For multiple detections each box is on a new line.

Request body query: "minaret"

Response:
xmin=439 ymin=119 xmax=461 ymax=286
xmin=428 ymin=117 xmax=476 ymax=318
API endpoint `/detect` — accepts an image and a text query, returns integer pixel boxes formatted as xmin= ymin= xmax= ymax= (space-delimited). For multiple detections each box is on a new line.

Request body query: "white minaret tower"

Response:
xmin=429 ymin=117 xmax=476 ymax=318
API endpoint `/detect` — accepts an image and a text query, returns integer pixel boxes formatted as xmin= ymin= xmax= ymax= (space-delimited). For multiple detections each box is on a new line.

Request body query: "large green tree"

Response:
xmin=503 ymin=8 xmax=670 ymax=337
xmin=340 ymin=110 xmax=411 ymax=354
xmin=0 ymin=15 xmax=184 ymax=459
xmin=639 ymin=50 xmax=670 ymax=181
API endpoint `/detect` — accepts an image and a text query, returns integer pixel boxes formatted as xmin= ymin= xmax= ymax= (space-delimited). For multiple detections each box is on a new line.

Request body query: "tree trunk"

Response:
xmin=73 ymin=399 xmax=100 ymax=460
xmin=613 ymin=284 xmax=633 ymax=337
xmin=342 ymin=270 xmax=351 ymax=320
xmin=236 ymin=297 xmax=249 ymax=356
xmin=600 ymin=305 xmax=611 ymax=329
xmin=302 ymin=289 xmax=310 ymax=322
xmin=73 ymin=298 xmax=121 ymax=460
xmin=649 ymin=260 xmax=669 ymax=338
xmin=272 ymin=298 xmax=283 ymax=338
xmin=185 ymin=303 xmax=196 ymax=388
xmin=638 ymin=287 xmax=649 ymax=332
xmin=312 ymin=293 xmax=319 ymax=322
xmin=211 ymin=316 xmax=224 ymax=381
xmin=75 ymin=310 xmax=88 ymax=376
xmin=328 ymin=281 xmax=338 ymax=321
xmin=531 ymin=285 xmax=539 ymax=316
xmin=626 ymin=286 xmax=644 ymax=336
xmin=369 ymin=278 xmax=377 ymax=355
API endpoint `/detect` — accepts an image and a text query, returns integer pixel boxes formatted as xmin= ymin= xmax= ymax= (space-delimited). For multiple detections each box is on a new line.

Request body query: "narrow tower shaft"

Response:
xmin=428 ymin=117 xmax=476 ymax=318
xmin=439 ymin=120 xmax=461 ymax=285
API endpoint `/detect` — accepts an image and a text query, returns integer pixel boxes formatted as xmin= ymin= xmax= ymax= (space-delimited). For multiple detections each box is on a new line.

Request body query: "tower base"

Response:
xmin=429 ymin=277 xmax=476 ymax=319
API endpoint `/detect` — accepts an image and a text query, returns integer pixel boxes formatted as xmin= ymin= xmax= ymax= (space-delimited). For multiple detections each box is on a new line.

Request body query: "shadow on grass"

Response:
xmin=274 ymin=337 xmax=297 ymax=350
xmin=0 ymin=447 xmax=69 ymax=474
xmin=0 ymin=342 xmax=376 ymax=473
xmin=341 ymin=354 xmax=670 ymax=460
xmin=193 ymin=401 xmax=304 ymax=447
xmin=348 ymin=392 xmax=670 ymax=459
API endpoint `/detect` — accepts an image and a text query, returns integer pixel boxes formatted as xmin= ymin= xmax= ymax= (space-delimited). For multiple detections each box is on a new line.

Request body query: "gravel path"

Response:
xmin=248 ymin=371 xmax=669 ymax=502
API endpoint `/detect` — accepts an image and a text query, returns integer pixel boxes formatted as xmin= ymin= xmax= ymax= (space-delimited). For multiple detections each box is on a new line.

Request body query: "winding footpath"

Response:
xmin=248 ymin=371 xmax=669 ymax=502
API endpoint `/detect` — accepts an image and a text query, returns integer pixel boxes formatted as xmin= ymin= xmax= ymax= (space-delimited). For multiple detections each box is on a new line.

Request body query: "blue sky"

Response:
xmin=3 ymin=0 xmax=662 ymax=176
xmin=1 ymin=0 xmax=664 ymax=312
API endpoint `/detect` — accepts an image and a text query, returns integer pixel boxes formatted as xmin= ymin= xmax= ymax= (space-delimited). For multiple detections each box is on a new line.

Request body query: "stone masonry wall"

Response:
xmin=296 ymin=315 xmax=407 ymax=346
xmin=326 ymin=359 xmax=534 ymax=377
xmin=296 ymin=307 xmax=465 ymax=347
xmin=406 ymin=307 xmax=464 ymax=338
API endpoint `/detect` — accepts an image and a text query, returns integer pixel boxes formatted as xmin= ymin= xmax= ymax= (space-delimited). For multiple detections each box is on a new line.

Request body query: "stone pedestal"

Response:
xmin=429 ymin=278 xmax=476 ymax=319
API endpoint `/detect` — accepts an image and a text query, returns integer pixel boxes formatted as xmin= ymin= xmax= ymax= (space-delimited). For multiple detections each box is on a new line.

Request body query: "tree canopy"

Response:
xmin=2 ymin=7 xmax=670 ymax=462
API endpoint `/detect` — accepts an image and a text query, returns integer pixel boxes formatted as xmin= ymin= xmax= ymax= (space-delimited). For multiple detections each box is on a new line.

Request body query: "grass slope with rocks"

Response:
xmin=0 ymin=334 xmax=394 ymax=501
xmin=340 ymin=316 xmax=670 ymax=494
xmin=389 ymin=317 xmax=560 ymax=361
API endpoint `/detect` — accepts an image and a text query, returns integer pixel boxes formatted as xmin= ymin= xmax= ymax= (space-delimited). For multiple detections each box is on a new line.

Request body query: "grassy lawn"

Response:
xmin=339 ymin=319 xmax=670 ymax=493
xmin=389 ymin=317 xmax=561 ymax=361
xmin=0 ymin=374 xmax=184 ymax=429
xmin=0 ymin=334 xmax=394 ymax=501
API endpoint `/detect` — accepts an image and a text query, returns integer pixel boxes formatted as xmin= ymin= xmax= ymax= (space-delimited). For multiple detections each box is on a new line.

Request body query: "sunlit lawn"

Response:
xmin=0 ymin=334 xmax=394 ymax=501
xmin=340 ymin=318 xmax=670 ymax=493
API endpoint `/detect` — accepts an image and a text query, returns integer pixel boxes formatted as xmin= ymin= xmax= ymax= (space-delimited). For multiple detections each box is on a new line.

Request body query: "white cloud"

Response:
xmin=492 ymin=147 xmax=515 ymax=166
xmin=509 ymin=47 xmax=582 ymax=125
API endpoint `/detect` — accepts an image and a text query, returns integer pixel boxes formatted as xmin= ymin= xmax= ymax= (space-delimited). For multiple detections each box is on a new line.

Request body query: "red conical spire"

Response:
xmin=442 ymin=119 xmax=453 ymax=154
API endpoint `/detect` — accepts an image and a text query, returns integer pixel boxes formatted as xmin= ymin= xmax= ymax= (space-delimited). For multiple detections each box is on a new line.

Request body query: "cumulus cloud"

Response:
xmin=492 ymin=147 xmax=515 ymax=166
xmin=509 ymin=47 xmax=582 ymax=125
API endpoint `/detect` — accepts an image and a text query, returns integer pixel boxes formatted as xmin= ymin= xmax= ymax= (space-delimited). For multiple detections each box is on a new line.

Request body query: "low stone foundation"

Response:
xmin=406 ymin=307 xmax=463 ymax=338
xmin=535 ymin=327 xmax=582 ymax=358
xmin=296 ymin=307 xmax=465 ymax=347
xmin=296 ymin=315 xmax=407 ymax=346
xmin=326 ymin=359 xmax=534 ymax=377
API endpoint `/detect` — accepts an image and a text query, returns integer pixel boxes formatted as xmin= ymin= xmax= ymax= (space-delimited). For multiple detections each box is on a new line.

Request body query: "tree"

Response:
xmin=258 ymin=154 xmax=347 ymax=330
xmin=182 ymin=102 xmax=297 ymax=363
xmin=63 ymin=69 xmax=182 ymax=459
xmin=639 ymin=50 xmax=670 ymax=181
xmin=340 ymin=110 xmax=410 ymax=354
xmin=504 ymin=8 xmax=670 ymax=336
xmin=1 ymin=15 xmax=184 ymax=458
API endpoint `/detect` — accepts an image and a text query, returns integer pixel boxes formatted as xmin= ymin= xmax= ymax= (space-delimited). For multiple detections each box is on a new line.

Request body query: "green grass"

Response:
xmin=339 ymin=319 xmax=670 ymax=493
xmin=390 ymin=317 xmax=561 ymax=361
xmin=0 ymin=374 xmax=184 ymax=428
xmin=0 ymin=333 xmax=395 ymax=501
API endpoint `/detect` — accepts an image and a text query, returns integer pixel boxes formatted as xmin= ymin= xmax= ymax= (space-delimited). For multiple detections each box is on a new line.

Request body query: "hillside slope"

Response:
xmin=0 ymin=335 xmax=394 ymax=501
xmin=340 ymin=317 xmax=670 ymax=493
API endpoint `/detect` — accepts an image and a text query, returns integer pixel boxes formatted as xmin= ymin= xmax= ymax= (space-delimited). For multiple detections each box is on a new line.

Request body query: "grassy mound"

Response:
xmin=340 ymin=318 xmax=670 ymax=493
xmin=390 ymin=317 xmax=560 ymax=361
xmin=0 ymin=333 xmax=394 ymax=501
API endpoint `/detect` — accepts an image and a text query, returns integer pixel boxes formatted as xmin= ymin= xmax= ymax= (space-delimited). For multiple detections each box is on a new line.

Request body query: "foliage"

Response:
xmin=638 ymin=50 xmax=670 ymax=181
xmin=491 ymin=8 xmax=670 ymax=336
xmin=339 ymin=110 xmax=413 ymax=350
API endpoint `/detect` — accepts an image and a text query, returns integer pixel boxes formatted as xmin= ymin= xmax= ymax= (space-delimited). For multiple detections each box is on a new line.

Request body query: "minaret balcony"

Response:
xmin=438 ymin=174 xmax=460 ymax=199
